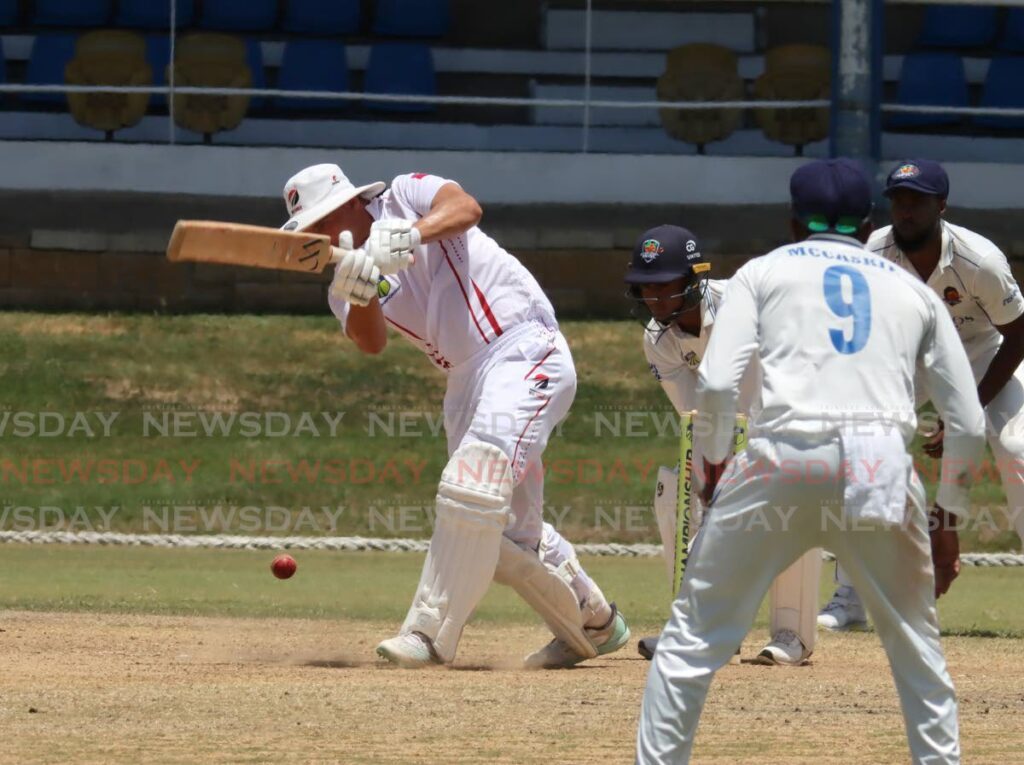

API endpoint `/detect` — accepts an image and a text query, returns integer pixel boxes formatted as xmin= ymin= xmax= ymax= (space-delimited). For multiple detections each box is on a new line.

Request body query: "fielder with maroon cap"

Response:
xmin=625 ymin=224 xmax=822 ymax=667
xmin=279 ymin=164 xmax=630 ymax=668
xmin=636 ymin=158 xmax=985 ymax=764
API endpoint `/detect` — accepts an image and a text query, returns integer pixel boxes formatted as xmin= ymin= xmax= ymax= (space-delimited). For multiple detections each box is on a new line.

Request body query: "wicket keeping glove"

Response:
xmin=366 ymin=218 xmax=420 ymax=274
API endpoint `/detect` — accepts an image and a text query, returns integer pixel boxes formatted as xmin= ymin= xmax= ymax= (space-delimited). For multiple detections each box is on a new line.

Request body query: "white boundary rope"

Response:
xmin=0 ymin=530 xmax=1020 ymax=566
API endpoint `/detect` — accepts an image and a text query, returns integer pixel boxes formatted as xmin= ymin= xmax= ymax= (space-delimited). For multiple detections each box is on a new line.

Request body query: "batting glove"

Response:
xmin=367 ymin=218 xmax=420 ymax=275
xmin=330 ymin=247 xmax=380 ymax=307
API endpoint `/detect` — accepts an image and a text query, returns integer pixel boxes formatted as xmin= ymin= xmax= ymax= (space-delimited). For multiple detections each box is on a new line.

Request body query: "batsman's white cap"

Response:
xmin=280 ymin=163 xmax=385 ymax=232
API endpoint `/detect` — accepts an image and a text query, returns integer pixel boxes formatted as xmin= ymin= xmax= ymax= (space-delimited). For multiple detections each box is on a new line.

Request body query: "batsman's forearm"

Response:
xmin=345 ymin=299 xmax=387 ymax=354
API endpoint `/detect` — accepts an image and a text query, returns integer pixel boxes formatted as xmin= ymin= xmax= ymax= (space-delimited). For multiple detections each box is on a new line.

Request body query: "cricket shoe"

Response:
xmin=638 ymin=636 xmax=741 ymax=665
xmin=524 ymin=603 xmax=631 ymax=669
xmin=376 ymin=631 xmax=442 ymax=668
xmin=817 ymin=585 xmax=868 ymax=631
xmin=754 ymin=629 xmax=812 ymax=666
xmin=637 ymin=636 xmax=659 ymax=660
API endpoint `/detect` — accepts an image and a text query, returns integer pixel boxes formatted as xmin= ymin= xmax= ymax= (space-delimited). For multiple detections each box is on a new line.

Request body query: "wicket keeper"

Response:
xmin=626 ymin=224 xmax=821 ymax=665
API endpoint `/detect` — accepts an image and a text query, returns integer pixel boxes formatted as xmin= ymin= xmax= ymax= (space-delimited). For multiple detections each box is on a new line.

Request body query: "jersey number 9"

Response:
xmin=823 ymin=265 xmax=871 ymax=354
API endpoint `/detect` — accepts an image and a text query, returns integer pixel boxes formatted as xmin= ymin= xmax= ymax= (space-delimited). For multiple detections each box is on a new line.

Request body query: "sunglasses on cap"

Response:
xmin=803 ymin=214 xmax=868 ymax=236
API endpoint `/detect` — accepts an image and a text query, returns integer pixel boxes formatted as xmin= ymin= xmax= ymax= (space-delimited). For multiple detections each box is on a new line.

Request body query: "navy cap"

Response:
xmin=624 ymin=224 xmax=710 ymax=284
xmin=790 ymin=158 xmax=873 ymax=231
xmin=884 ymin=159 xmax=949 ymax=198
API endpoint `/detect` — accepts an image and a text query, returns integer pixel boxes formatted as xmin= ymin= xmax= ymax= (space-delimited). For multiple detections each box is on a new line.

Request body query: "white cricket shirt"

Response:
xmin=330 ymin=173 xmax=556 ymax=371
xmin=869 ymin=221 xmax=1024 ymax=375
xmin=642 ymin=278 xmax=760 ymax=417
xmin=696 ymin=233 xmax=985 ymax=514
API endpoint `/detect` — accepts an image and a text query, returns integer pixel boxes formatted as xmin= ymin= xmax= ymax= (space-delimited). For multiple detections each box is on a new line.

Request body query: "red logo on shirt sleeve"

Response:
xmin=411 ymin=173 xmax=427 ymax=180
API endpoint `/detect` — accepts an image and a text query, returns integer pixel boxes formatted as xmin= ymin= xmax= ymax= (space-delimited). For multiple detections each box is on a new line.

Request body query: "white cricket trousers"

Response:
xmin=836 ymin=359 xmax=1024 ymax=594
xmin=637 ymin=435 xmax=959 ymax=765
xmin=979 ymin=359 xmax=1024 ymax=543
xmin=443 ymin=319 xmax=597 ymax=602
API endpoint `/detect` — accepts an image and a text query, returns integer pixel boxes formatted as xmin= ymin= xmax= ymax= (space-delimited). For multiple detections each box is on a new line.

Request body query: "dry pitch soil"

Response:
xmin=1 ymin=611 xmax=1022 ymax=764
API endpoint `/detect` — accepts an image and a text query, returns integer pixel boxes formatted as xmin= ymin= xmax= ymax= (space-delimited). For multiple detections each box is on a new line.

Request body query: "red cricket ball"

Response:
xmin=271 ymin=554 xmax=297 ymax=580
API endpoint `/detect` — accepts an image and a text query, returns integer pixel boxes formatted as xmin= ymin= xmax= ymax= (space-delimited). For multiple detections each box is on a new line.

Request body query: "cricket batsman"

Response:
xmin=636 ymin=158 xmax=985 ymax=764
xmin=626 ymin=224 xmax=821 ymax=666
xmin=820 ymin=158 xmax=1024 ymax=630
xmin=280 ymin=163 xmax=630 ymax=668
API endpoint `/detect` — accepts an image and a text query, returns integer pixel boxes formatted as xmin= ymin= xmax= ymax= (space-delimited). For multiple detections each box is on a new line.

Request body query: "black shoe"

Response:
xmin=637 ymin=636 xmax=659 ymax=660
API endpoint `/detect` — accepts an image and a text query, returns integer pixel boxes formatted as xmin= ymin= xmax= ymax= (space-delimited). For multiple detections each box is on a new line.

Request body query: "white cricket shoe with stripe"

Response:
xmin=376 ymin=631 xmax=442 ymax=668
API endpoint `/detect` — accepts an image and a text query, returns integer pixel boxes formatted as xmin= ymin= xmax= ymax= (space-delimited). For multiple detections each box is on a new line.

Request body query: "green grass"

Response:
xmin=0 ymin=312 xmax=1020 ymax=550
xmin=0 ymin=313 xmax=667 ymax=542
xmin=1 ymin=545 xmax=1021 ymax=638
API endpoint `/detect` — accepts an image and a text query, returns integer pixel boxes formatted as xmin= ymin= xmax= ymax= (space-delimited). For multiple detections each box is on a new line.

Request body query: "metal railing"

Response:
xmin=0 ymin=83 xmax=830 ymax=112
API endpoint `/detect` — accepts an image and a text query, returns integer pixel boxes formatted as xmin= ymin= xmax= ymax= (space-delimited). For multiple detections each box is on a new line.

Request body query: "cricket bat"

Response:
xmin=166 ymin=220 xmax=342 ymax=273
xmin=673 ymin=412 xmax=748 ymax=595
xmin=674 ymin=413 xmax=696 ymax=596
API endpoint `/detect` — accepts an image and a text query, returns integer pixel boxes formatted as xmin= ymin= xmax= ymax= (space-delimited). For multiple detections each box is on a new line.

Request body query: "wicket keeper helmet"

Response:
xmin=625 ymin=224 xmax=711 ymax=328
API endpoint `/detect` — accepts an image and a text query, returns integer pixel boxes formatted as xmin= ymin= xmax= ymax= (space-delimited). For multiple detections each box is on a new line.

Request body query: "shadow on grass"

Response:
xmin=940 ymin=627 xmax=1024 ymax=639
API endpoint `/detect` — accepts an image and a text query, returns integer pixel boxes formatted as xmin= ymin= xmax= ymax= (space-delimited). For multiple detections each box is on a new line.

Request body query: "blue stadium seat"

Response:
xmin=283 ymin=0 xmax=361 ymax=35
xmin=1000 ymin=9 xmax=1024 ymax=52
xmin=0 ymin=0 xmax=19 ymax=26
xmin=117 ymin=0 xmax=195 ymax=29
xmin=22 ymin=34 xmax=77 ymax=105
xmin=974 ymin=57 xmax=1024 ymax=129
xmin=246 ymin=38 xmax=267 ymax=110
xmin=200 ymin=0 xmax=277 ymax=32
xmin=0 ymin=38 xmax=6 ymax=88
xmin=372 ymin=0 xmax=449 ymax=38
xmin=364 ymin=43 xmax=437 ymax=112
xmin=145 ymin=35 xmax=171 ymax=107
xmin=917 ymin=4 xmax=998 ymax=49
xmin=888 ymin=53 xmax=967 ymax=128
xmin=275 ymin=40 xmax=350 ymax=112
xmin=33 ymin=0 xmax=111 ymax=27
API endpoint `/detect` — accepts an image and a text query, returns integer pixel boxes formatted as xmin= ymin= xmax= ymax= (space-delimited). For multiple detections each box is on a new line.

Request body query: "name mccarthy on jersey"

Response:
xmin=784 ymin=244 xmax=899 ymax=273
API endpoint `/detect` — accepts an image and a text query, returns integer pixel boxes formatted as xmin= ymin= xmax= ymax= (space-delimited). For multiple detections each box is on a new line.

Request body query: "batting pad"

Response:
xmin=493 ymin=536 xmax=598 ymax=660
xmin=770 ymin=548 xmax=822 ymax=652
xmin=400 ymin=442 xmax=512 ymax=663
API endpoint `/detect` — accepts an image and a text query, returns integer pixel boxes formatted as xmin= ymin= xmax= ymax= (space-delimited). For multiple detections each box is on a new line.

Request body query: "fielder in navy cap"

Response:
xmin=882 ymin=159 xmax=950 ymax=254
xmin=789 ymin=157 xmax=874 ymax=242
xmin=884 ymin=158 xmax=949 ymax=199
xmin=821 ymin=168 xmax=1024 ymax=636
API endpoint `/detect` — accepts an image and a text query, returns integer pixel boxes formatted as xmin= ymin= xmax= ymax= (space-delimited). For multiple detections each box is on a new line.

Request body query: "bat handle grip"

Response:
xmin=329 ymin=245 xmax=384 ymax=285
xmin=329 ymin=244 xmax=372 ymax=262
